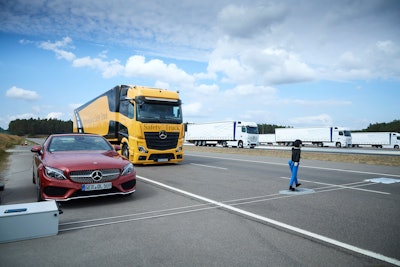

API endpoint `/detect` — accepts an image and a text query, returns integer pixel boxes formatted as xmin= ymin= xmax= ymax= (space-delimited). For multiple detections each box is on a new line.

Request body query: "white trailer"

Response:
xmin=351 ymin=132 xmax=400 ymax=149
xmin=185 ymin=121 xmax=259 ymax=148
xmin=275 ymin=127 xmax=352 ymax=148
xmin=258 ymin=134 xmax=276 ymax=145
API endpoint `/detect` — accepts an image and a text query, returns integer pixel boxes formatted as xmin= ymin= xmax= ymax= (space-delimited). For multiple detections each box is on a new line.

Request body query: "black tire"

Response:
xmin=238 ymin=141 xmax=243 ymax=148
xmin=122 ymin=144 xmax=130 ymax=159
xmin=36 ymin=179 xmax=43 ymax=202
xmin=336 ymin=142 xmax=341 ymax=148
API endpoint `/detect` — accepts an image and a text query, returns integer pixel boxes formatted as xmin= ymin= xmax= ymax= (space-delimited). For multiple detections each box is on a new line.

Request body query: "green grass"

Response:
xmin=0 ymin=133 xmax=24 ymax=174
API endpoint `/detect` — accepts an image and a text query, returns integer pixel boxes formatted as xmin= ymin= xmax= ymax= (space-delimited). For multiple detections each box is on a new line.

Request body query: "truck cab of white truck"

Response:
xmin=326 ymin=127 xmax=352 ymax=148
xmin=223 ymin=121 xmax=259 ymax=148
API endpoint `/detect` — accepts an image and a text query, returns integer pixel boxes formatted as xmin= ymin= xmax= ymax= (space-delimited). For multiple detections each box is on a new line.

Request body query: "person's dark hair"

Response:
xmin=294 ymin=139 xmax=302 ymax=147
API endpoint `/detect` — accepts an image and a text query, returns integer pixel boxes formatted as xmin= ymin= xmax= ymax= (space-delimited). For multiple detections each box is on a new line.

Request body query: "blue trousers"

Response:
xmin=288 ymin=160 xmax=299 ymax=187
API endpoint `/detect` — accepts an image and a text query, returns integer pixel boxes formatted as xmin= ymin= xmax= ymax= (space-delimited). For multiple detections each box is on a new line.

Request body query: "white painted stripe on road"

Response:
xmin=137 ymin=175 xmax=400 ymax=266
xmin=279 ymin=177 xmax=391 ymax=195
xmin=186 ymin=153 xmax=400 ymax=178
xmin=190 ymin=163 xmax=227 ymax=170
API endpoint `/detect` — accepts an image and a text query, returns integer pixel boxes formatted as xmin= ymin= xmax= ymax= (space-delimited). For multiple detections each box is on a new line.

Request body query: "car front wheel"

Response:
xmin=36 ymin=179 xmax=43 ymax=202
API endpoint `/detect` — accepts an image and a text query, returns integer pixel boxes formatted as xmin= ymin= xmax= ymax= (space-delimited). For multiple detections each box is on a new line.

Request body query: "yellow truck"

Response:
xmin=73 ymin=85 xmax=184 ymax=164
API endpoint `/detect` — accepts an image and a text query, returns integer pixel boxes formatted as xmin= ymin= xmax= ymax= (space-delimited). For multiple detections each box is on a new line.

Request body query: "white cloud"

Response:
xmin=9 ymin=113 xmax=36 ymax=121
xmin=208 ymin=38 xmax=316 ymax=85
xmin=6 ymin=86 xmax=40 ymax=100
xmin=46 ymin=112 xmax=63 ymax=120
xmin=289 ymin=114 xmax=333 ymax=127
xmin=125 ymin=55 xmax=195 ymax=86
xmin=72 ymin=56 xmax=124 ymax=78
xmin=183 ymin=102 xmax=202 ymax=118
xmin=217 ymin=4 xmax=286 ymax=38
xmin=39 ymin=37 xmax=76 ymax=61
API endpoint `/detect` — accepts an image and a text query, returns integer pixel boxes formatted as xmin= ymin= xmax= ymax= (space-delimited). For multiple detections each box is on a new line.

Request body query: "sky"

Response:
xmin=1 ymin=0 xmax=399 ymax=131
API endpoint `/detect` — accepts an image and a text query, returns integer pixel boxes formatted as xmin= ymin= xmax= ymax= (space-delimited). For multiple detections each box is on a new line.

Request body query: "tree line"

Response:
xmin=360 ymin=120 xmax=400 ymax=133
xmin=8 ymin=118 xmax=73 ymax=136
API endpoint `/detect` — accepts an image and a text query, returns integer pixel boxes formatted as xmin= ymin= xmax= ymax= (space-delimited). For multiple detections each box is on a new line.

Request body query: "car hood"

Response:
xmin=44 ymin=150 xmax=129 ymax=171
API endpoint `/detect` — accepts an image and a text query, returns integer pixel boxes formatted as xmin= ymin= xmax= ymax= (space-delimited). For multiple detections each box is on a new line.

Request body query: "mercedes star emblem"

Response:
xmin=159 ymin=130 xmax=168 ymax=140
xmin=91 ymin=170 xmax=103 ymax=182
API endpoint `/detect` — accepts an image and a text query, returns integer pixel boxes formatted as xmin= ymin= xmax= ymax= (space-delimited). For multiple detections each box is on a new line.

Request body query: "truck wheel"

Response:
xmin=222 ymin=141 xmax=227 ymax=147
xmin=395 ymin=145 xmax=399 ymax=149
xmin=122 ymin=144 xmax=130 ymax=159
xmin=336 ymin=142 xmax=341 ymax=148
xmin=238 ymin=141 xmax=243 ymax=148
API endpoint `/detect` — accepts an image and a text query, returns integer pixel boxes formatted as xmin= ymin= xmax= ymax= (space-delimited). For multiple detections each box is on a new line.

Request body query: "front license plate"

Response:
xmin=157 ymin=158 xmax=169 ymax=162
xmin=82 ymin=182 xmax=112 ymax=191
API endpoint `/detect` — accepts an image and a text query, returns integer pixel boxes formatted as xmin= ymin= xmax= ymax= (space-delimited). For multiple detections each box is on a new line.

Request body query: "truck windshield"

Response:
xmin=344 ymin=131 xmax=351 ymax=137
xmin=136 ymin=102 xmax=182 ymax=124
xmin=247 ymin=126 xmax=259 ymax=134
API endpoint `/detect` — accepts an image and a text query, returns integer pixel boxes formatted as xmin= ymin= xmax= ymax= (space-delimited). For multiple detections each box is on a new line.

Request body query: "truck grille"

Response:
xmin=69 ymin=169 xmax=120 ymax=183
xmin=144 ymin=132 xmax=179 ymax=150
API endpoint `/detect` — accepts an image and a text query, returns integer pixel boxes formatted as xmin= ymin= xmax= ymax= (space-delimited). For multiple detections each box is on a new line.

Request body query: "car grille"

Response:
xmin=144 ymin=132 xmax=179 ymax=150
xmin=69 ymin=168 xmax=120 ymax=183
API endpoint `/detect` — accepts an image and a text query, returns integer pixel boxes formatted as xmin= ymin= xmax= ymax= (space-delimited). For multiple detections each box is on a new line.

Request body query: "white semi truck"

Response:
xmin=185 ymin=121 xmax=259 ymax=148
xmin=351 ymin=132 xmax=400 ymax=149
xmin=275 ymin=127 xmax=352 ymax=148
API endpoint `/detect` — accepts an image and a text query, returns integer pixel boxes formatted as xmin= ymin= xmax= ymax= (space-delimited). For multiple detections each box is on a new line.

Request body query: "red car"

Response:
xmin=31 ymin=133 xmax=136 ymax=201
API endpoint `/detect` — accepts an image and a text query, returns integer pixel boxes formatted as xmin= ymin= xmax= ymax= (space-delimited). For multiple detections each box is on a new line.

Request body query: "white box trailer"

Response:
xmin=185 ymin=121 xmax=259 ymax=148
xmin=351 ymin=132 xmax=400 ymax=149
xmin=275 ymin=127 xmax=352 ymax=148
xmin=258 ymin=134 xmax=276 ymax=145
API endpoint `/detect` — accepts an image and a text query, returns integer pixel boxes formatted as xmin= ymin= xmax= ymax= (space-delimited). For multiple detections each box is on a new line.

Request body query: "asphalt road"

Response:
xmin=1 ymin=144 xmax=400 ymax=266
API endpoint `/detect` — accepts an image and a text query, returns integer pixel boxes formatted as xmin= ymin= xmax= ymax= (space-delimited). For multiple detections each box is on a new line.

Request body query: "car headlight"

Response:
xmin=121 ymin=163 xmax=135 ymax=176
xmin=45 ymin=166 xmax=67 ymax=180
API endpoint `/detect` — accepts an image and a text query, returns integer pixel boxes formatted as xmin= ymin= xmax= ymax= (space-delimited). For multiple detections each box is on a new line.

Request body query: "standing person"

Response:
xmin=288 ymin=139 xmax=302 ymax=191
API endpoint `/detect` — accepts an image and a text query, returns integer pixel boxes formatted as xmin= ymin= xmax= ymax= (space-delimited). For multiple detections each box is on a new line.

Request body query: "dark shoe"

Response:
xmin=296 ymin=183 xmax=302 ymax=187
xmin=289 ymin=186 xmax=295 ymax=191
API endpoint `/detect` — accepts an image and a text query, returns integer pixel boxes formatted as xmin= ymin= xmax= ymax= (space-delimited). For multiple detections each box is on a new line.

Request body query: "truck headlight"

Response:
xmin=138 ymin=146 xmax=148 ymax=153
xmin=45 ymin=166 xmax=67 ymax=180
xmin=122 ymin=163 xmax=135 ymax=176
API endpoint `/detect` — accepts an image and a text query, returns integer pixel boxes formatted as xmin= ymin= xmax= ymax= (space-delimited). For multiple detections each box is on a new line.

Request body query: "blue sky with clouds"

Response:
xmin=1 ymin=0 xmax=399 ymax=130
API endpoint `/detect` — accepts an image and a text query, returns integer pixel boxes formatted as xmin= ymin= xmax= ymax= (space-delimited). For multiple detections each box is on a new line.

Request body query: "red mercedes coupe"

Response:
xmin=31 ymin=133 xmax=136 ymax=201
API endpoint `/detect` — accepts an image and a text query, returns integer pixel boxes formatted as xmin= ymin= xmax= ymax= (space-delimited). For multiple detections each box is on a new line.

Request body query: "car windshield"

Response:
xmin=48 ymin=135 xmax=113 ymax=152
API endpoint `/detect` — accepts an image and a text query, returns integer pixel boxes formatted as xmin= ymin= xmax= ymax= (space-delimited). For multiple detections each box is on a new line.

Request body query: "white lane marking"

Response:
xmin=190 ymin=163 xmax=227 ymax=170
xmin=137 ymin=175 xmax=400 ymax=266
xmin=279 ymin=177 xmax=391 ymax=195
xmin=59 ymin=206 xmax=215 ymax=232
xmin=59 ymin=203 xmax=211 ymax=226
xmin=186 ymin=153 xmax=400 ymax=178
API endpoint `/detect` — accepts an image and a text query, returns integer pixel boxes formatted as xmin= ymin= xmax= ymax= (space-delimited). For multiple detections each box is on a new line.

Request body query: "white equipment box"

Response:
xmin=0 ymin=200 xmax=59 ymax=243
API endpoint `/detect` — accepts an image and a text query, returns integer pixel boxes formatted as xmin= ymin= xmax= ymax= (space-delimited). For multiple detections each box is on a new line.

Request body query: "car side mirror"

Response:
xmin=31 ymin=146 xmax=43 ymax=155
xmin=114 ymin=145 xmax=121 ymax=151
